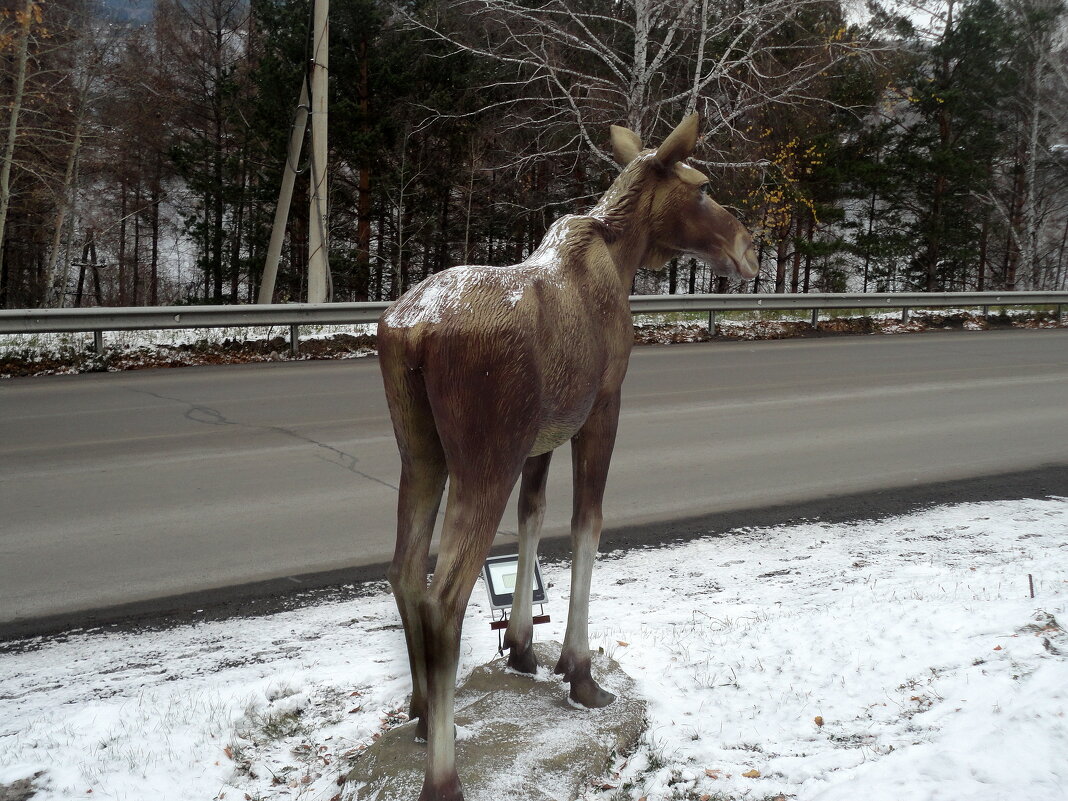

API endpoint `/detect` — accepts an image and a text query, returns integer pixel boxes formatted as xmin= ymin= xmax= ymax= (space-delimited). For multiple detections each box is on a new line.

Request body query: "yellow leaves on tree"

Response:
xmin=743 ymin=131 xmax=823 ymax=241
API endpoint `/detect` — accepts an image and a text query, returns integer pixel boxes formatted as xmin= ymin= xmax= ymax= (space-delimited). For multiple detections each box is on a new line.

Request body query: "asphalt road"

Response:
xmin=2 ymin=329 xmax=1067 ymax=637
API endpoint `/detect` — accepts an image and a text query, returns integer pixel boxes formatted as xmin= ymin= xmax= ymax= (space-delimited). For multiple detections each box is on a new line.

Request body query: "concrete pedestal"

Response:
xmin=346 ymin=642 xmax=647 ymax=801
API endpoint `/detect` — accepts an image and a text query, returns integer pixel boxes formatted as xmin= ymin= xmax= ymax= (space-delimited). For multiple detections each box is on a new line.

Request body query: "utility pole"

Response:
xmin=258 ymin=82 xmax=308 ymax=304
xmin=259 ymin=0 xmax=330 ymax=304
xmin=307 ymin=0 xmax=330 ymax=303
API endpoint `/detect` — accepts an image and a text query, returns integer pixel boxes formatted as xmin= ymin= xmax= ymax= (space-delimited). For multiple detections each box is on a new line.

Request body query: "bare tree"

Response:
xmin=397 ymin=0 xmax=880 ymax=170
xmin=42 ymin=16 xmax=118 ymax=307
xmin=0 ymin=0 xmax=38 ymax=294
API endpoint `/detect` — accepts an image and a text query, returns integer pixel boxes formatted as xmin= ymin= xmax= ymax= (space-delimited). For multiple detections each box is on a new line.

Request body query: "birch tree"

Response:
xmin=397 ymin=0 xmax=880 ymax=169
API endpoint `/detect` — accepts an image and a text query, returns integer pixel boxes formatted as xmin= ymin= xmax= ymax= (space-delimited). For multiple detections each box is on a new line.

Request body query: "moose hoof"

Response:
xmin=554 ymin=652 xmax=616 ymax=708
xmin=569 ymin=676 xmax=616 ymax=709
xmin=419 ymin=772 xmax=463 ymax=801
xmin=507 ymin=642 xmax=538 ymax=675
xmin=413 ymin=716 xmax=428 ymax=742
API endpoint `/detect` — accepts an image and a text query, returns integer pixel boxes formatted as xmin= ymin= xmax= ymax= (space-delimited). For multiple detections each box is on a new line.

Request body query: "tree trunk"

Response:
xmin=435 ymin=183 xmax=450 ymax=276
xmin=0 ymin=0 xmax=34 ymax=294
xmin=977 ymin=214 xmax=989 ymax=291
xmin=924 ymin=0 xmax=954 ymax=293
xmin=133 ymin=183 xmax=142 ymax=305
xmin=802 ymin=213 xmax=815 ymax=293
xmin=75 ymin=229 xmax=92 ymax=307
xmin=118 ymin=184 xmax=128 ymax=304
xmin=230 ymin=161 xmax=247 ymax=303
xmin=43 ymin=112 xmax=86 ymax=307
xmin=356 ymin=36 xmax=372 ymax=301
xmin=774 ymin=223 xmax=789 ymax=294
xmin=1004 ymin=155 xmax=1025 ymax=290
xmin=150 ymin=175 xmax=160 ymax=306
xmin=1023 ymin=55 xmax=1042 ymax=289
xmin=213 ymin=158 xmax=224 ymax=302
xmin=789 ymin=212 xmax=803 ymax=293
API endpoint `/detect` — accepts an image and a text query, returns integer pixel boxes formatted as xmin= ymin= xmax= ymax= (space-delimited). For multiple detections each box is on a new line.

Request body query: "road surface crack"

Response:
xmin=128 ymin=388 xmax=398 ymax=491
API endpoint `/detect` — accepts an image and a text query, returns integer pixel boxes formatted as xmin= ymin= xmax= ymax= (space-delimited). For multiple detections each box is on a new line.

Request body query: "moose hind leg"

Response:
xmin=504 ymin=451 xmax=553 ymax=674
xmin=388 ymin=458 xmax=446 ymax=740
xmin=420 ymin=474 xmax=518 ymax=801
xmin=555 ymin=394 xmax=620 ymax=708
xmin=382 ymin=357 xmax=448 ymax=741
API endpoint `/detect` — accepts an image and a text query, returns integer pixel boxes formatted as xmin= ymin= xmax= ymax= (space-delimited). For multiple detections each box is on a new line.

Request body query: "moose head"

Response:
xmin=606 ymin=114 xmax=759 ymax=280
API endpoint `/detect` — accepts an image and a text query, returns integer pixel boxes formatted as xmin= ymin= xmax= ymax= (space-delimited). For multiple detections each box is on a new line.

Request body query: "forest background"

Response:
xmin=1 ymin=0 xmax=1067 ymax=310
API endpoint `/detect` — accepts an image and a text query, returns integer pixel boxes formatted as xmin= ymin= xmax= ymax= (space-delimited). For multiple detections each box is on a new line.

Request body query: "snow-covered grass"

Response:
xmin=2 ymin=497 xmax=1067 ymax=801
xmin=0 ymin=323 xmax=380 ymax=377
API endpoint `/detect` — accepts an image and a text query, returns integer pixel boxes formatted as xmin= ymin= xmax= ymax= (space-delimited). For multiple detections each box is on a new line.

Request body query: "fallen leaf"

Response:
xmin=742 ymin=769 xmax=761 ymax=778
xmin=616 ymin=640 xmax=629 ymax=647
xmin=600 ymin=783 xmax=617 ymax=790
xmin=994 ymin=645 xmax=1003 ymax=651
xmin=814 ymin=715 xmax=824 ymax=727
xmin=349 ymin=706 xmax=362 ymax=714
xmin=704 ymin=768 xmax=721 ymax=778
xmin=224 ymin=745 xmax=233 ymax=760
xmin=701 ymin=796 xmax=711 ymax=801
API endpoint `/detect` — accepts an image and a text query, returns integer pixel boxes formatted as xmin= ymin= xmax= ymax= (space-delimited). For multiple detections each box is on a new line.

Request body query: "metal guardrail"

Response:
xmin=1 ymin=292 xmax=1065 ymax=355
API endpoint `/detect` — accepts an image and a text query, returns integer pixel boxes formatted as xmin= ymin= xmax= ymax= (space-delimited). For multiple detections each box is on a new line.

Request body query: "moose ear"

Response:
xmin=656 ymin=114 xmax=700 ymax=166
xmin=610 ymin=125 xmax=643 ymax=165
xmin=675 ymin=162 xmax=709 ymax=186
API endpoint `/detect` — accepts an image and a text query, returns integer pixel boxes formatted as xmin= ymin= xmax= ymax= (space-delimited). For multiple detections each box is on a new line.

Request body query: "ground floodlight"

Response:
xmin=482 ymin=554 xmax=548 ymax=610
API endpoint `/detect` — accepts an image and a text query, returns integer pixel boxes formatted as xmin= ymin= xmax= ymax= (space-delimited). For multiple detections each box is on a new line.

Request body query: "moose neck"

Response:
xmin=587 ymin=163 xmax=672 ymax=287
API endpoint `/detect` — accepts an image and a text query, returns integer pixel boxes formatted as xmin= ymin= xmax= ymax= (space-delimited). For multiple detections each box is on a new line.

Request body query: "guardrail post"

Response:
xmin=708 ymin=310 xmax=716 ymax=337
xmin=983 ymin=305 xmax=990 ymax=321
xmin=289 ymin=324 xmax=300 ymax=357
xmin=93 ymin=330 xmax=104 ymax=355
xmin=1057 ymin=304 xmax=1063 ymax=324
xmin=810 ymin=308 xmax=818 ymax=328
xmin=901 ymin=307 xmax=910 ymax=323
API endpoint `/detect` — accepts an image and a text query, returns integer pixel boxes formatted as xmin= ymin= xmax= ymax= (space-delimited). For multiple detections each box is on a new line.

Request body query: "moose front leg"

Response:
xmin=504 ymin=451 xmax=553 ymax=674
xmin=555 ymin=393 xmax=619 ymax=708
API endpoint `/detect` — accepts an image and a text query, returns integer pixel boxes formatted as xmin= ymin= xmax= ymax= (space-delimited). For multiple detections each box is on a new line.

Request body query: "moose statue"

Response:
xmin=377 ymin=114 xmax=759 ymax=801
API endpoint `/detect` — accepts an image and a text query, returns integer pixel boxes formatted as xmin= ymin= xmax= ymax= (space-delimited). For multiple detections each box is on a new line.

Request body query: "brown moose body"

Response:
xmin=378 ymin=115 xmax=758 ymax=801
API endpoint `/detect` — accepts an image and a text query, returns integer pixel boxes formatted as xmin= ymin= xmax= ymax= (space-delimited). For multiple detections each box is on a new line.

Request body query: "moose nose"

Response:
xmin=733 ymin=236 xmax=759 ymax=280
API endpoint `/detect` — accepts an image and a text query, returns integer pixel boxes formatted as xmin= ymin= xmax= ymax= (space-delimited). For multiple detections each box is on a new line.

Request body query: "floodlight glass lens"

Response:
xmin=488 ymin=561 xmax=518 ymax=593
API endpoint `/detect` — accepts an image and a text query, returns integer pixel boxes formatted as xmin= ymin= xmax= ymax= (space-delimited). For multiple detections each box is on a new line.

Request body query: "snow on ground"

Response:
xmin=2 ymin=497 xmax=1066 ymax=801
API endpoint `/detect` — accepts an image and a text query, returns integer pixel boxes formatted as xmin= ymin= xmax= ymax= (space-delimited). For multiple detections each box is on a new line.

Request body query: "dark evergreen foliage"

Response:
xmin=1 ymin=0 xmax=1066 ymax=308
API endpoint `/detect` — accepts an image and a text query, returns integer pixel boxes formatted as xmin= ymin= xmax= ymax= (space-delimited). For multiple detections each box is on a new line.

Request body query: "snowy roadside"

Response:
xmin=2 ymin=307 xmax=1064 ymax=378
xmin=2 ymin=497 xmax=1066 ymax=801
